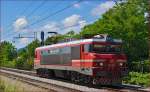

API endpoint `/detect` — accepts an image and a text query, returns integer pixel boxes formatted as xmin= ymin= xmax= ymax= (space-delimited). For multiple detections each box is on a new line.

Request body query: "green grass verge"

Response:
xmin=0 ymin=79 xmax=18 ymax=92
xmin=123 ymin=72 xmax=150 ymax=87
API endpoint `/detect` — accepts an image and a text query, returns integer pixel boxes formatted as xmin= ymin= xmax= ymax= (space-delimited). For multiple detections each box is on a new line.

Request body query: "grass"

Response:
xmin=1 ymin=61 xmax=15 ymax=68
xmin=123 ymin=72 xmax=150 ymax=87
xmin=0 ymin=79 xmax=18 ymax=92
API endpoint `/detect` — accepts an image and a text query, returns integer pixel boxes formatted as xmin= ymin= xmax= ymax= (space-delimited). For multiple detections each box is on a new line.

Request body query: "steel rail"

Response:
xmin=0 ymin=67 xmax=36 ymax=76
xmin=0 ymin=69 xmax=102 ymax=92
xmin=0 ymin=67 xmax=149 ymax=92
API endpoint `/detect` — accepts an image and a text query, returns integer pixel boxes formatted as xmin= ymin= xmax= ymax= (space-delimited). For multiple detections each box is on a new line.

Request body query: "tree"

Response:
xmin=27 ymin=39 xmax=40 ymax=58
xmin=45 ymin=34 xmax=64 ymax=45
xmin=80 ymin=0 xmax=148 ymax=62
xmin=147 ymin=0 xmax=150 ymax=60
xmin=0 ymin=41 xmax=17 ymax=62
xmin=15 ymin=39 xmax=40 ymax=70
xmin=45 ymin=30 xmax=78 ymax=45
xmin=0 ymin=41 xmax=17 ymax=67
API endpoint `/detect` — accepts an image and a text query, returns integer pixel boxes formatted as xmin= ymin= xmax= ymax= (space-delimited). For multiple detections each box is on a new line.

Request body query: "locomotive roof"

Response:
xmin=36 ymin=38 xmax=122 ymax=50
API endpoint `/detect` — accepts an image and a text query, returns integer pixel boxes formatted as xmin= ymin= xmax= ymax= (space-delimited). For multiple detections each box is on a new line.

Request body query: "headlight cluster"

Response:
xmin=99 ymin=62 xmax=104 ymax=66
xmin=119 ymin=62 xmax=123 ymax=66
xmin=94 ymin=62 xmax=104 ymax=67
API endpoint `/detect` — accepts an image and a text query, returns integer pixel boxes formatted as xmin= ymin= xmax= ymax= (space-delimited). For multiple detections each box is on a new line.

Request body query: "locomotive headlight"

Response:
xmin=119 ymin=62 xmax=123 ymax=66
xmin=99 ymin=62 xmax=103 ymax=66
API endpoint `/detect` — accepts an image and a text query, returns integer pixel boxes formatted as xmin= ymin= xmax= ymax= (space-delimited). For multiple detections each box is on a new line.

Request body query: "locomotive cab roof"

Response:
xmin=36 ymin=34 xmax=122 ymax=50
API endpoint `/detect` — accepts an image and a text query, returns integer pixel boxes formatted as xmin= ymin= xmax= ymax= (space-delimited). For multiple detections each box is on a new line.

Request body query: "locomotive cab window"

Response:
xmin=84 ymin=44 xmax=122 ymax=53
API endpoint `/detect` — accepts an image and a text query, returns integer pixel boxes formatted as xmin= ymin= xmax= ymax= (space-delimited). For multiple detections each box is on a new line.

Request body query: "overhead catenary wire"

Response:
xmin=5 ymin=1 xmax=35 ymax=31
xmin=3 ymin=0 xmax=47 ymax=40
xmin=37 ymin=1 xmax=60 ymax=17
xmin=26 ymin=0 xmax=46 ymax=18
xmin=25 ymin=0 xmax=83 ymax=28
xmin=3 ymin=0 xmax=83 ymax=41
xmin=2 ymin=0 xmax=47 ymax=40
xmin=4 ymin=0 xmax=146 ymax=41
xmin=15 ymin=16 xmax=92 ymax=39
xmin=3 ymin=1 xmax=59 ymax=40
xmin=5 ymin=0 xmax=143 ymax=41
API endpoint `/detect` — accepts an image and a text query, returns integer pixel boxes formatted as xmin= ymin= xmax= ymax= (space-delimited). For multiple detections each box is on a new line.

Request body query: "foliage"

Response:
xmin=14 ymin=39 xmax=40 ymax=70
xmin=0 ymin=40 xmax=40 ymax=70
xmin=1 ymin=60 xmax=15 ymax=68
xmin=14 ymin=57 xmax=25 ymax=69
xmin=45 ymin=34 xmax=64 ymax=45
xmin=0 ymin=41 xmax=17 ymax=67
xmin=123 ymin=72 xmax=150 ymax=87
xmin=27 ymin=39 xmax=40 ymax=57
xmin=23 ymin=58 xmax=34 ymax=70
xmin=129 ymin=60 xmax=150 ymax=73
xmin=80 ymin=0 xmax=149 ymax=62
xmin=45 ymin=30 xmax=79 ymax=45
xmin=0 ymin=0 xmax=150 ymax=87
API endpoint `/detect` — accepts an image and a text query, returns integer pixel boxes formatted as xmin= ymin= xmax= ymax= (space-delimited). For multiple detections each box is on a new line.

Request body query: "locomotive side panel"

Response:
xmin=40 ymin=48 xmax=61 ymax=65
xmin=60 ymin=47 xmax=71 ymax=64
xmin=71 ymin=45 xmax=80 ymax=60
xmin=40 ymin=46 xmax=73 ymax=65
xmin=41 ymin=54 xmax=61 ymax=65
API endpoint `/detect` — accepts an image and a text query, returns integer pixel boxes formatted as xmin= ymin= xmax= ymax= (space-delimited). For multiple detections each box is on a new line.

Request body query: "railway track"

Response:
xmin=0 ymin=67 xmax=149 ymax=92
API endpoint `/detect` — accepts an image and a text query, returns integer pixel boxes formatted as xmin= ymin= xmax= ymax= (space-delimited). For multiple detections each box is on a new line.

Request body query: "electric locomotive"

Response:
xmin=34 ymin=34 xmax=128 ymax=85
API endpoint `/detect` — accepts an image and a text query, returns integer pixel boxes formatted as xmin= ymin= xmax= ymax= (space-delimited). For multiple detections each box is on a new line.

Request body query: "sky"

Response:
xmin=0 ymin=0 xmax=116 ymax=49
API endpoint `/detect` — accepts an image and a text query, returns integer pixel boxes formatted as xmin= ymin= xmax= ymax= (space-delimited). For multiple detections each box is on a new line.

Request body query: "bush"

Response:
xmin=14 ymin=56 xmax=34 ymax=70
xmin=23 ymin=59 xmax=33 ymax=70
xmin=123 ymin=72 xmax=150 ymax=87
xmin=1 ymin=60 xmax=15 ymax=68
xmin=14 ymin=57 xmax=25 ymax=69
xmin=129 ymin=60 xmax=150 ymax=73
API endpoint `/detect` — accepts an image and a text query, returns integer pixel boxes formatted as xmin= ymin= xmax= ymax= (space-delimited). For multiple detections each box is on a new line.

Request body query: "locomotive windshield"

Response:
xmin=84 ymin=44 xmax=122 ymax=53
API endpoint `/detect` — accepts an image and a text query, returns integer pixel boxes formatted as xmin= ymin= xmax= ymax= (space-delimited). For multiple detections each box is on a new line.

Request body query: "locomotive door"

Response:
xmin=71 ymin=45 xmax=81 ymax=66
xmin=80 ymin=45 xmax=84 ymax=68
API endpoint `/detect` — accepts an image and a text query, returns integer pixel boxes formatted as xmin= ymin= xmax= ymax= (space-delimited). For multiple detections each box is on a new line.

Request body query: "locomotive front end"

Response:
xmin=82 ymin=35 xmax=128 ymax=85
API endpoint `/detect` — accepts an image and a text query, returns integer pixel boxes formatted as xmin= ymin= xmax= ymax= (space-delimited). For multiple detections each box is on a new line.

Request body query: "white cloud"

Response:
xmin=62 ymin=14 xmax=83 ymax=27
xmin=73 ymin=3 xmax=80 ymax=8
xmin=43 ymin=22 xmax=60 ymax=32
xmin=24 ymin=14 xmax=87 ymax=40
xmin=91 ymin=1 xmax=115 ymax=16
xmin=20 ymin=38 xmax=29 ymax=44
xmin=78 ymin=20 xmax=87 ymax=28
xmin=62 ymin=14 xmax=87 ymax=33
xmin=62 ymin=14 xmax=81 ymax=27
xmin=13 ymin=17 xmax=28 ymax=31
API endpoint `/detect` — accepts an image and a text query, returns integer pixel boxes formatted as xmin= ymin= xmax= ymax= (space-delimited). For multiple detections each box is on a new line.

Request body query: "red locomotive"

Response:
xmin=34 ymin=34 xmax=128 ymax=85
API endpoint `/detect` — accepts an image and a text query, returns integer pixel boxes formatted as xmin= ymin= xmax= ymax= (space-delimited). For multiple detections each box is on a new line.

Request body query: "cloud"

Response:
xmin=43 ymin=22 xmax=60 ymax=32
xmin=62 ymin=14 xmax=87 ymax=33
xmin=62 ymin=14 xmax=81 ymax=27
xmin=73 ymin=3 xmax=80 ymax=8
xmin=20 ymin=38 xmax=29 ymax=44
xmin=78 ymin=20 xmax=87 ymax=28
xmin=91 ymin=1 xmax=115 ymax=16
xmin=28 ymin=14 xmax=87 ymax=38
xmin=13 ymin=17 xmax=28 ymax=31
